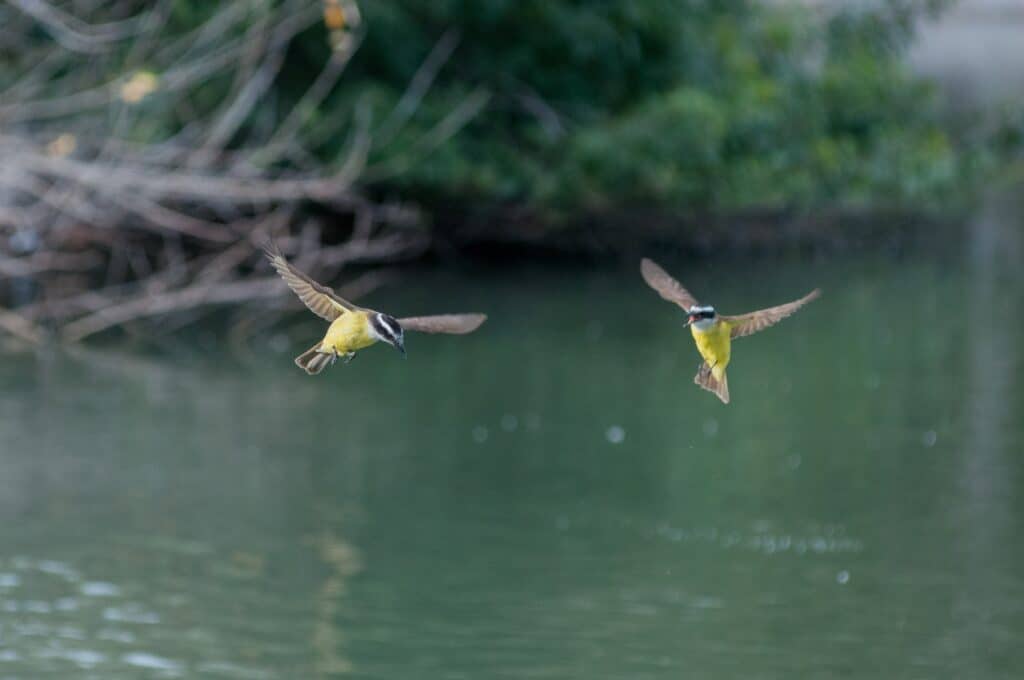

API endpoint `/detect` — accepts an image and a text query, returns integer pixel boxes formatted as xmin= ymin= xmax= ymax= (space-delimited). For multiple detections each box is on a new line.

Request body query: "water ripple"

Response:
xmin=654 ymin=524 xmax=865 ymax=555
xmin=102 ymin=604 xmax=161 ymax=625
xmin=121 ymin=652 xmax=184 ymax=675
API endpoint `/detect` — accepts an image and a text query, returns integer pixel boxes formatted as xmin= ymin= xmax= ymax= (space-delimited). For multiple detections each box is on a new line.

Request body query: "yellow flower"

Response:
xmin=46 ymin=133 xmax=77 ymax=158
xmin=120 ymin=71 xmax=159 ymax=104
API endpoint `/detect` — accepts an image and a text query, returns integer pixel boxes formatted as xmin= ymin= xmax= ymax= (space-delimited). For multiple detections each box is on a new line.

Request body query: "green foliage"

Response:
xmin=4 ymin=0 xmax=978 ymax=238
xmin=322 ymin=0 xmax=973 ymax=223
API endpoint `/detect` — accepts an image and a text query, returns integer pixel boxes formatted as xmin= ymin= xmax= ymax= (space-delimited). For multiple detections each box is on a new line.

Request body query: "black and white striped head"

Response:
xmin=687 ymin=305 xmax=716 ymax=328
xmin=370 ymin=312 xmax=405 ymax=355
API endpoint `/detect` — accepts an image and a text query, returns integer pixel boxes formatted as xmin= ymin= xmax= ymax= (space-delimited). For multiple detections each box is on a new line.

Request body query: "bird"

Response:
xmin=640 ymin=258 xmax=820 ymax=404
xmin=265 ymin=246 xmax=487 ymax=374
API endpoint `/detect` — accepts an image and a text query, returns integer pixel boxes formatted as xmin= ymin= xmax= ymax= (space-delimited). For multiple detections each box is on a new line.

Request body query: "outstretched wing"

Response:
xmin=398 ymin=314 xmax=487 ymax=335
xmin=641 ymin=258 xmax=700 ymax=311
xmin=722 ymin=289 xmax=821 ymax=339
xmin=264 ymin=245 xmax=358 ymax=321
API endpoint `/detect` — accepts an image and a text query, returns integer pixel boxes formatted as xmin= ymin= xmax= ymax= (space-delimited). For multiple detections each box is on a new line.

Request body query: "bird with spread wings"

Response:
xmin=641 ymin=258 xmax=820 ymax=403
xmin=266 ymin=246 xmax=486 ymax=374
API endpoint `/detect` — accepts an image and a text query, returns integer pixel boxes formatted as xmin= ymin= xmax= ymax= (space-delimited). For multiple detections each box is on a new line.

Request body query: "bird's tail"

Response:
xmin=694 ymin=362 xmax=730 ymax=404
xmin=295 ymin=344 xmax=332 ymax=375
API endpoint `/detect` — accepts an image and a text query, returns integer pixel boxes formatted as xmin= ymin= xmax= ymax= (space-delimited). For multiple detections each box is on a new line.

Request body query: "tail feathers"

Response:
xmin=295 ymin=344 xmax=333 ymax=375
xmin=694 ymin=362 xmax=730 ymax=404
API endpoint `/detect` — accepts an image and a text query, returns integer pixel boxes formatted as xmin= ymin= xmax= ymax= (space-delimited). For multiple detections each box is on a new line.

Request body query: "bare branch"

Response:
xmin=374 ymin=29 xmax=461 ymax=146
xmin=7 ymin=0 xmax=143 ymax=54
xmin=0 ymin=1 xmax=467 ymax=348
xmin=60 ymin=270 xmax=387 ymax=344
xmin=0 ymin=310 xmax=44 ymax=345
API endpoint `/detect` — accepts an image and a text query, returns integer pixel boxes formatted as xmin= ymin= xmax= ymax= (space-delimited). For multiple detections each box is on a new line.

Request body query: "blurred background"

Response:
xmin=1 ymin=1 xmax=1022 ymax=678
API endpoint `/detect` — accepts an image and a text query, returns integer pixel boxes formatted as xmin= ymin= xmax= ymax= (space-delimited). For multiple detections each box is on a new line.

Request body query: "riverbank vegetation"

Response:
xmin=0 ymin=0 xmax=1009 ymax=343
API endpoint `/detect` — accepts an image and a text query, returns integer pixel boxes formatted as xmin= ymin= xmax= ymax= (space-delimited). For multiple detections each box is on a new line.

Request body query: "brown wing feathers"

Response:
xmin=722 ymin=289 xmax=821 ymax=339
xmin=640 ymin=258 xmax=699 ymax=310
xmin=266 ymin=245 xmax=486 ymax=335
xmin=398 ymin=314 xmax=487 ymax=335
xmin=264 ymin=245 xmax=357 ymax=321
xmin=641 ymin=257 xmax=818 ymax=338
xmin=270 ymin=247 xmax=813 ymax=348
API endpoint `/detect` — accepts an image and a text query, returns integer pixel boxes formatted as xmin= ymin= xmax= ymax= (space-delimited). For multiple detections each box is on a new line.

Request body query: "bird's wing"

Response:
xmin=640 ymin=258 xmax=700 ymax=310
xmin=721 ymin=289 xmax=821 ymax=339
xmin=398 ymin=314 xmax=487 ymax=335
xmin=265 ymin=245 xmax=358 ymax=321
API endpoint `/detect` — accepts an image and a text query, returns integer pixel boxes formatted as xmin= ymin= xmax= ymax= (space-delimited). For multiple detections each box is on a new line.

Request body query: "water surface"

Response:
xmin=0 ymin=245 xmax=1022 ymax=678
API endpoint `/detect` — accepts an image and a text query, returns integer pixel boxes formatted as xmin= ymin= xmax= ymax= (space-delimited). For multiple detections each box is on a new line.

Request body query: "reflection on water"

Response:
xmin=0 ymin=240 xmax=1022 ymax=678
xmin=311 ymin=527 xmax=361 ymax=677
xmin=951 ymin=193 xmax=1024 ymax=676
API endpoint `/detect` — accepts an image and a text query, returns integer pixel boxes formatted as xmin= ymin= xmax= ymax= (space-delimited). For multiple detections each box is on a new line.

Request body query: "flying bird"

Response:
xmin=641 ymin=258 xmax=819 ymax=404
xmin=266 ymin=246 xmax=486 ymax=374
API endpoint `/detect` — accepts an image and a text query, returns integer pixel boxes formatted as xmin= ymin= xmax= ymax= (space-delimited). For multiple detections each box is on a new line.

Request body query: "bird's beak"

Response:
xmin=686 ymin=314 xmax=697 ymax=326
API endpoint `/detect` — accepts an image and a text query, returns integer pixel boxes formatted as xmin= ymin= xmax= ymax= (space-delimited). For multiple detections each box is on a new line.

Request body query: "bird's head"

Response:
xmin=371 ymin=312 xmax=405 ymax=356
xmin=686 ymin=305 xmax=716 ymax=329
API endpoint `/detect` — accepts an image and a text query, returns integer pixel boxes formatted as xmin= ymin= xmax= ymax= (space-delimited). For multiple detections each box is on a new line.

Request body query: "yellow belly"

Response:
xmin=320 ymin=311 xmax=378 ymax=354
xmin=691 ymin=321 xmax=731 ymax=380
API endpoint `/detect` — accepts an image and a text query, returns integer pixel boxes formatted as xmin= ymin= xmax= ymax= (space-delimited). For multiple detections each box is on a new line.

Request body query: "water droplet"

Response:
xmin=59 ymin=648 xmax=105 ymax=667
xmin=37 ymin=560 xmax=78 ymax=581
xmin=103 ymin=604 xmax=160 ymax=625
xmin=55 ymin=625 xmax=86 ymax=640
xmin=690 ymin=596 xmax=723 ymax=609
xmin=787 ymin=454 xmax=802 ymax=470
xmin=500 ymin=414 xmax=519 ymax=432
xmin=471 ymin=426 xmax=489 ymax=444
xmin=55 ymin=597 xmax=78 ymax=611
xmin=121 ymin=652 xmax=183 ymax=673
xmin=82 ymin=582 xmax=121 ymax=597
xmin=836 ymin=570 xmax=850 ymax=585
xmin=605 ymin=426 xmax=625 ymax=444
xmin=98 ymin=628 xmax=136 ymax=644
xmin=268 ymin=333 xmax=290 ymax=353
xmin=921 ymin=430 xmax=937 ymax=447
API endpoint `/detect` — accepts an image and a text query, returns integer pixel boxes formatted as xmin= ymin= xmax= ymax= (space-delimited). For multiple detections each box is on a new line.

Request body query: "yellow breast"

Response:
xmin=320 ymin=311 xmax=378 ymax=353
xmin=690 ymin=320 xmax=731 ymax=378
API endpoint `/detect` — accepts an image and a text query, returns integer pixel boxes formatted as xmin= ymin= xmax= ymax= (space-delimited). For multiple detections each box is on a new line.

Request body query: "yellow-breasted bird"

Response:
xmin=641 ymin=258 xmax=820 ymax=404
xmin=266 ymin=247 xmax=487 ymax=374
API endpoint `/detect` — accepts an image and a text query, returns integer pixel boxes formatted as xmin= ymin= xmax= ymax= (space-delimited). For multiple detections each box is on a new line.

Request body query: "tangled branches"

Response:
xmin=0 ymin=1 xmax=458 ymax=346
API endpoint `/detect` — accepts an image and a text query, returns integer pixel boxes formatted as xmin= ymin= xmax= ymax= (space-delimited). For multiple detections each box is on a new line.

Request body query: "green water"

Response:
xmin=1 ymin=248 xmax=1022 ymax=679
